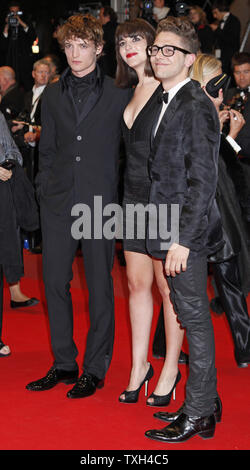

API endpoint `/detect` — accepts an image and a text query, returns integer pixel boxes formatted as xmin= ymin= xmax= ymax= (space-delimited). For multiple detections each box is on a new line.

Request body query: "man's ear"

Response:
xmin=185 ymin=53 xmax=196 ymax=69
xmin=96 ymin=43 xmax=103 ymax=56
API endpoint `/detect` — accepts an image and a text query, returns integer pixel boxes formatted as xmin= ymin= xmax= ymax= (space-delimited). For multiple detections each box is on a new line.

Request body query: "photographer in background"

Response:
xmin=1 ymin=1 xmax=36 ymax=91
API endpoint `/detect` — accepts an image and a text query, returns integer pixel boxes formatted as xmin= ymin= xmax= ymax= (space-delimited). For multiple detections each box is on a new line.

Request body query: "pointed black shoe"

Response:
xmin=67 ymin=372 xmax=104 ymax=399
xmin=154 ymin=396 xmax=222 ymax=424
xmin=145 ymin=413 xmax=216 ymax=443
xmin=26 ymin=367 xmax=79 ymax=391
xmin=235 ymin=349 xmax=250 ymax=368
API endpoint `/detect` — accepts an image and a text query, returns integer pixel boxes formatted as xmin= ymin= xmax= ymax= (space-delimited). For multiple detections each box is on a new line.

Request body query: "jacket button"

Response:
xmin=76 ymin=156 xmax=81 ymax=162
xmin=77 ymin=135 xmax=82 ymax=141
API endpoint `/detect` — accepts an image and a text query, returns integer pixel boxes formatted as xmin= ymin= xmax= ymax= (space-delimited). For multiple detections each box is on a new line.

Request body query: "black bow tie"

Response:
xmin=237 ymin=87 xmax=249 ymax=94
xmin=158 ymin=91 xmax=169 ymax=104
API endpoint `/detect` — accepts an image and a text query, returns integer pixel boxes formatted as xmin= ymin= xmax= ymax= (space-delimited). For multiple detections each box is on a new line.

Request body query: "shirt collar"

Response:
xmin=166 ymin=78 xmax=191 ymax=104
xmin=60 ymin=64 xmax=103 ymax=92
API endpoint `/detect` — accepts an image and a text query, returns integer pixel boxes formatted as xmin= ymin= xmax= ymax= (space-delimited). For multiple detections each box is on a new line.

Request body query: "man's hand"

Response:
xmin=0 ymin=167 xmax=12 ymax=181
xmin=228 ymin=109 xmax=245 ymax=140
xmin=11 ymin=122 xmax=24 ymax=133
xmin=165 ymin=243 xmax=190 ymax=277
xmin=24 ymin=131 xmax=37 ymax=143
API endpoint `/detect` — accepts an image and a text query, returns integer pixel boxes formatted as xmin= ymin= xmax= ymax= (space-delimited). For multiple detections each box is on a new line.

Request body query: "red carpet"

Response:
xmin=1 ymin=246 xmax=250 ymax=452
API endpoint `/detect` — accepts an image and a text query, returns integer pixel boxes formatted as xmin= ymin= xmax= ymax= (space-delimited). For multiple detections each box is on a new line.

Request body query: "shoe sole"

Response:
xmin=145 ymin=428 xmax=215 ymax=443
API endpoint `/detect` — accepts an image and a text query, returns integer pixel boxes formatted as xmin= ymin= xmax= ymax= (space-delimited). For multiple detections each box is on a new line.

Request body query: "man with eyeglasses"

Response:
xmin=144 ymin=17 xmax=222 ymax=443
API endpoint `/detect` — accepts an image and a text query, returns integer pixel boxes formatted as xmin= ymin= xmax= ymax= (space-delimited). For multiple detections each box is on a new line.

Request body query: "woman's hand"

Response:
xmin=0 ymin=167 xmax=12 ymax=181
xmin=203 ymin=87 xmax=223 ymax=113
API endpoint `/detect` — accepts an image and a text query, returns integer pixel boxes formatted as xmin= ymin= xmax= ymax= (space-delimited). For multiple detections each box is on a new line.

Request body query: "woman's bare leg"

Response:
xmin=120 ymin=251 xmax=154 ymax=399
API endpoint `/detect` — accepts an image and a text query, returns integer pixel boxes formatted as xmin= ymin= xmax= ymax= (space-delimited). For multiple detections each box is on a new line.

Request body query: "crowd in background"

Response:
xmin=0 ymin=0 xmax=249 ymax=359
xmin=0 ymin=0 xmax=249 ymax=235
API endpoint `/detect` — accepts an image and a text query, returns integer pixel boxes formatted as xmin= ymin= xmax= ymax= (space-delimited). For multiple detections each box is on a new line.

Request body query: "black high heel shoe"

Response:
xmin=146 ymin=370 xmax=181 ymax=407
xmin=119 ymin=363 xmax=154 ymax=404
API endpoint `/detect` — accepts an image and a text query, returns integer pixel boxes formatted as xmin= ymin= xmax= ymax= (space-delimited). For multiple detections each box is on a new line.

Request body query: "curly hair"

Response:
xmin=57 ymin=14 xmax=104 ymax=49
xmin=156 ymin=16 xmax=200 ymax=54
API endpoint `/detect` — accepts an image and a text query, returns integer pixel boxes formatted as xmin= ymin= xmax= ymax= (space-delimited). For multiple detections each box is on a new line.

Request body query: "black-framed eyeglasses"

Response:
xmin=147 ymin=44 xmax=191 ymax=57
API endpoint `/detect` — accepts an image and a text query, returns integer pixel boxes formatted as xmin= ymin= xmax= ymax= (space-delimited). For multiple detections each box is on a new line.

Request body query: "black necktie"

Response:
xmin=158 ymin=91 xmax=169 ymax=104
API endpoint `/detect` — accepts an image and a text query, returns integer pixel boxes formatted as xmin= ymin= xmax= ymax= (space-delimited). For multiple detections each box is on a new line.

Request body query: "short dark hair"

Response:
xmin=115 ymin=18 xmax=155 ymax=88
xmin=57 ymin=14 xmax=103 ymax=49
xmin=232 ymin=52 xmax=250 ymax=69
xmin=156 ymin=16 xmax=200 ymax=54
xmin=102 ymin=6 xmax=117 ymax=23
xmin=212 ymin=0 xmax=230 ymax=12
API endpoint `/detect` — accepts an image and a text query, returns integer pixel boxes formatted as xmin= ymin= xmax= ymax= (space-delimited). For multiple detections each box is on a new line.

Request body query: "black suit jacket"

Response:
xmin=146 ymin=79 xmax=223 ymax=259
xmin=37 ymin=66 xmax=130 ymax=215
xmin=213 ymin=13 xmax=241 ymax=74
xmin=0 ymin=83 xmax=25 ymax=120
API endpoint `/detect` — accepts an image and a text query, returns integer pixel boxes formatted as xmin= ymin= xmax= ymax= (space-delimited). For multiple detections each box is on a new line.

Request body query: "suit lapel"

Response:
xmin=149 ymin=80 xmax=194 ymax=159
xmin=150 ymin=96 xmax=177 ymax=151
xmin=77 ymin=86 xmax=104 ymax=125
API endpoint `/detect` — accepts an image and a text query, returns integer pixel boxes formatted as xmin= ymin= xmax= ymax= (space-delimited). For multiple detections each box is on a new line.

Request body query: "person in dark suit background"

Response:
xmin=225 ymin=52 xmax=250 ymax=245
xmin=210 ymin=0 xmax=241 ymax=75
xmin=98 ymin=5 xmax=118 ymax=78
xmin=26 ymin=14 xmax=130 ymax=399
xmin=0 ymin=66 xmax=24 ymax=120
xmin=144 ymin=17 xmax=222 ymax=443
xmin=225 ymin=52 xmax=250 ymax=159
xmin=11 ymin=58 xmax=50 ymax=179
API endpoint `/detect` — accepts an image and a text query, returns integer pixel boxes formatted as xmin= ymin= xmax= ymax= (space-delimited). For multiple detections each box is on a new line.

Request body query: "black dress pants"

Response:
xmin=40 ymin=204 xmax=115 ymax=379
xmin=166 ymin=252 xmax=217 ymax=417
xmin=212 ymin=256 xmax=250 ymax=355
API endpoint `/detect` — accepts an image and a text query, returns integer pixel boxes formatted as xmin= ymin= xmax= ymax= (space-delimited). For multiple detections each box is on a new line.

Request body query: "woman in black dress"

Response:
xmin=0 ymin=111 xmax=39 ymax=357
xmin=115 ymin=19 xmax=183 ymax=405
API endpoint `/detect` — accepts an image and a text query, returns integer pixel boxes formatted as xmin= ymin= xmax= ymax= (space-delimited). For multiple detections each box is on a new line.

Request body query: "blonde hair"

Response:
xmin=190 ymin=53 xmax=221 ymax=86
xmin=189 ymin=5 xmax=208 ymax=25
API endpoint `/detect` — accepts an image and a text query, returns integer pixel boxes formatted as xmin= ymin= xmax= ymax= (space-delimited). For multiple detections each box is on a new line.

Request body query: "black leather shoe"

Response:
xmin=154 ymin=396 xmax=222 ymax=424
xmin=67 ymin=372 xmax=104 ymax=399
xmin=26 ymin=367 xmax=79 ymax=391
xmin=235 ymin=349 xmax=250 ymax=368
xmin=10 ymin=298 xmax=39 ymax=309
xmin=210 ymin=297 xmax=224 ymax=315
xmin=145 ymin=413 xmax=216 ymax=443
xmin=153 ymin=350 xmax=189 ymax=364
